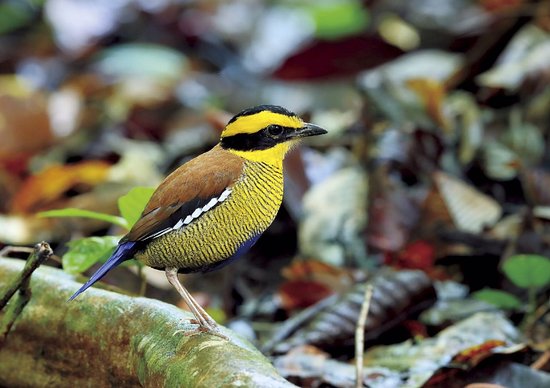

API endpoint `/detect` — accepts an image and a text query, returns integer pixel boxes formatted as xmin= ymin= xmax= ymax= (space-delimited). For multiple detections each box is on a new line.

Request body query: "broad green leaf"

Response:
xmin=63 ymin=236 xmax=120 ymax=274
xmin=306 ymin=0 xmax=369 ymax=40
xmin=503 ymin=254 xmax=550 ymax=288
xmin=472 ymin=288 xmax=522 ymax=310
xmin=0 ymin=2 xmax=35 ymax=35
xmin=117 ymin=187 xmax=155 ymax=228
xmin=38 ymin=208 xmax=128 ymax=229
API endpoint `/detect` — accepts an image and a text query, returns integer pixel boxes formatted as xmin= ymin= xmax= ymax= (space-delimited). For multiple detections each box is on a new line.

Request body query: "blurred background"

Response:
xmin=1 ymin=0 xmax=550 ymax=384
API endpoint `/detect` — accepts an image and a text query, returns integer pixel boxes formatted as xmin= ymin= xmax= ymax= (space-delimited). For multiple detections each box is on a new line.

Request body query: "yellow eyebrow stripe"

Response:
xmin=222 ymin=111 xmax=302 ymax=136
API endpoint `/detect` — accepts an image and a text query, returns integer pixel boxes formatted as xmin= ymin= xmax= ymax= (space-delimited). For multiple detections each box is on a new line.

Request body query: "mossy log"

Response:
xmin=0 ymin=257 xmax=294 ymax=387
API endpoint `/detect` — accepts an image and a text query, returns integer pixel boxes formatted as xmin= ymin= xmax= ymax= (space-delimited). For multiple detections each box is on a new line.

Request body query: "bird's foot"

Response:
xmin=173 ymin=320 xmax=228 ymax=340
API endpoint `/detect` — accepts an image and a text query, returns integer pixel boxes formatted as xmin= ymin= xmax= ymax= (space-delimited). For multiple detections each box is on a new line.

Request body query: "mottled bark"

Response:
xmin=0 ymin=257 xmax=293 ymax=387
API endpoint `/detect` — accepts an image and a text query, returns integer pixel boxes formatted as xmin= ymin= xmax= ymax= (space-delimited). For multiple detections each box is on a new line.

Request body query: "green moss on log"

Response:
xmin=0 ymin=258 xmax=294 ymax=387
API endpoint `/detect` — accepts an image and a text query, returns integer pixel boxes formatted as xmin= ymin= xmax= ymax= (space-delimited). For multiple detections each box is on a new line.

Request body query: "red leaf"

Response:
xmin=385 ymin=240 xmax=436 ymax=270
xmin=452 ymin=340 xmax=507 ymax=368
xmin=272 ymin=35 xmax=403 ymax=80
xmin=278 ymin=280 xmax=334 ymax=311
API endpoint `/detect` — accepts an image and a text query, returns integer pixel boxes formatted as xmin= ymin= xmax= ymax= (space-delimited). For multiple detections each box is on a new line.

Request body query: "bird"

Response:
xmin=68 ymin=105 xmax=327 ymax=336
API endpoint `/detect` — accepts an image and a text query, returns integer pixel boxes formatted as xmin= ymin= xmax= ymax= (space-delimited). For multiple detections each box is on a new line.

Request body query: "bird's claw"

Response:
xmin=173 ymin=321 xmax=228 ymax=340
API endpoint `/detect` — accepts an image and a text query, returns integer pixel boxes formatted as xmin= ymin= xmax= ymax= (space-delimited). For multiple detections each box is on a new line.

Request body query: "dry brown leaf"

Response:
xmin=271 ymin=270 xmax=436 ymax=353
xmin=406 ymin=78 xmax=451 ymax=133
xmin=282 ymin=260 xmax=355 ymax=291
xmin=421 ymin=185 xmax=455 ymax=231
xmin=11 ymin=161 xmax=111 ymax=214
xmin=434 ymin=171 xmax=502 ymax=233
xmin=368 ymin=167 xmax=419 ymax=252
xmin=278 ymin=280 xmax=334 ymax=311
xmin=278 ymin=260 xmax=356 ymax=311
xmin=488 ymin=214 xmax=522 ymax=241
xmin=0 ymin=77 xmax=54 ymax=160
xmin=521 ymin=168 xmax=550 ymax=206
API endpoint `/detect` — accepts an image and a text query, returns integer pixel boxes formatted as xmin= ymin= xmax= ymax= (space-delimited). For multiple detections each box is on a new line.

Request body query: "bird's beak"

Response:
xmin=290 ymin=123 xmax=327 ymax=139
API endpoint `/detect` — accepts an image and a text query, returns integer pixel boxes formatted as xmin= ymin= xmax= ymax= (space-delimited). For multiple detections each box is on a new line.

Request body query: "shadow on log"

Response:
xmin=0 ymin=257 xmax=294 ymax=387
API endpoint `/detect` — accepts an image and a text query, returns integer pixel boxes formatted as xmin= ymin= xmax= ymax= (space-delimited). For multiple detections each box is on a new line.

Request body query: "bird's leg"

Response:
xmin=165 ymin=267 xmax=226 ymax=339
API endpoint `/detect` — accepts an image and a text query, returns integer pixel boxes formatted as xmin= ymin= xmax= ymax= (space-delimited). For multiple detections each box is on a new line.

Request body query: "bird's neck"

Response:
xmin=225 ymin=142 xmax=294 ymax=167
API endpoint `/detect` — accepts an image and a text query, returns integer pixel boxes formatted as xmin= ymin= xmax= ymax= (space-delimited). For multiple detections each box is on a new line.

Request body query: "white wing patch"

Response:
xmin=145 ymin=188 xmax=232 ymax=240
xmin=176 ymin=188 xmax=232 ymax=228
xmin=219 ymin=189 xmax=231 ymax=202
xmin=202 ymin=197 xmax=218 ymax=212
xmin=173 ymin=219 xmax=184 ymax=229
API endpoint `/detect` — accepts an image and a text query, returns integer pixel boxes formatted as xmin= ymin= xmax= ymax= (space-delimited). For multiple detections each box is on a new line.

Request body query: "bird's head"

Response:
xmin=220 ymin=105 xmax=327 ymax=165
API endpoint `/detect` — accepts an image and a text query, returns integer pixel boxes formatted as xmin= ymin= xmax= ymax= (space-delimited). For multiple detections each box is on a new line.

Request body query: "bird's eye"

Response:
xmin=267 ymin=125 xmax=284 ymax=137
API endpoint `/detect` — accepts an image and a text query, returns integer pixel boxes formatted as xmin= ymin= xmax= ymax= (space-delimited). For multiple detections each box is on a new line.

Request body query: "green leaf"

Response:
xmin=63 ymin=236 xmax=120 ymax=275
xmin=117 ymin=187 xmax=155 ymax=228
xmin=472 ymin=288 xmax=522 ymax=310
xmin=38 ymin=208 xmax=128 ymax=229
xmin=0 ymin=2 xmax=35 ymax=35
xmin=307 ymin=0 xmax=369 ymax=40
xmin=503 ymin=254 xmax=550 ymax=288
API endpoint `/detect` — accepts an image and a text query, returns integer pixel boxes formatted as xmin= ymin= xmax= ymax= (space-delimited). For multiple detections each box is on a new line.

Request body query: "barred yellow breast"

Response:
xmin=136 ymin=160 xmax=283 ymax=271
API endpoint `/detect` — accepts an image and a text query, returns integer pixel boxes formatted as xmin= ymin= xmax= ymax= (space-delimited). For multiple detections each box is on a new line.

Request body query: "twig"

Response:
xmin=355 ymin=284 xmax=373 ymax=388
xmin=531 ymin=350 xmax=550 ymax=370
xmin=0 ymin=242 xmax=53 ymax=310
xmin=0 ymin=242 xmax=53 ymax=347
xmin=0 ymin=246 xmax=34 ymax=258
xmin=0 ymin=282 xmax=32 ymax=347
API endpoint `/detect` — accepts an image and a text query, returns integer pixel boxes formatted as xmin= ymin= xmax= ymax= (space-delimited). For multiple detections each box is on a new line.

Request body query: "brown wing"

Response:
xmin=124 ymin=145 xmax=244 ymax=242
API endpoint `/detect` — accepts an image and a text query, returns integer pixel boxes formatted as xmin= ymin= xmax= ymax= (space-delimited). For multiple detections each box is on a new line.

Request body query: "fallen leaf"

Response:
xmin=521 ymin=168 xmax=550 ymax=206
xmin=384 ymin=240 xmax=436 ymax=270
xmin=434 ymin=171 xmax=502 ymax=233
xmin=477 ymin=24 xmax=550 ymax=91
xmin=479 ymin=0 xmax=524 ymax=12
xmin=271 ymin=269 xmax=436 ymax=353
xmin=368 ymin=167 xmax=420 ymax=252
xmin=0 ymin=76 xmax=54 ymax=161
xmin=281 ymin=259 xmax=355 ymax=293
xmin=273 ymin=35 xmax=403 ymax=80
xmin=274 ymin=345 xmax=402 ymax=387
xmin=278 ymin=280 xmax=334 ymax=311
xmin=407 ymin=78 xmax=451 ymax=133
xmin=299 ymin=167 xmax=368 ymax=266
xmin=365 ymin=312 xmax=525 ymax=387
xmin=481 ymin=141 xmax=522 ymax=180
xmin=11 ymin=161 xmax=111 ymax=214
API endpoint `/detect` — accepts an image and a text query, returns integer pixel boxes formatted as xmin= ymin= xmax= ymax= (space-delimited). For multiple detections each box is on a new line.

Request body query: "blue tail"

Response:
xmin=68 ymin=241 xmax=137 ymax=301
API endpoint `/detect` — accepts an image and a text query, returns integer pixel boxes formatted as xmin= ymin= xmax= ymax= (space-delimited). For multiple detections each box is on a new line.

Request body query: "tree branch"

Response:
xmin=0 ymin=258 xmax=294 ymax=387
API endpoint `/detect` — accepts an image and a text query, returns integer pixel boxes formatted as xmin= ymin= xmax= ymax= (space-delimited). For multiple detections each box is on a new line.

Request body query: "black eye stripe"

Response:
xmin=221 ymin=125 xmax=295 ymax=151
